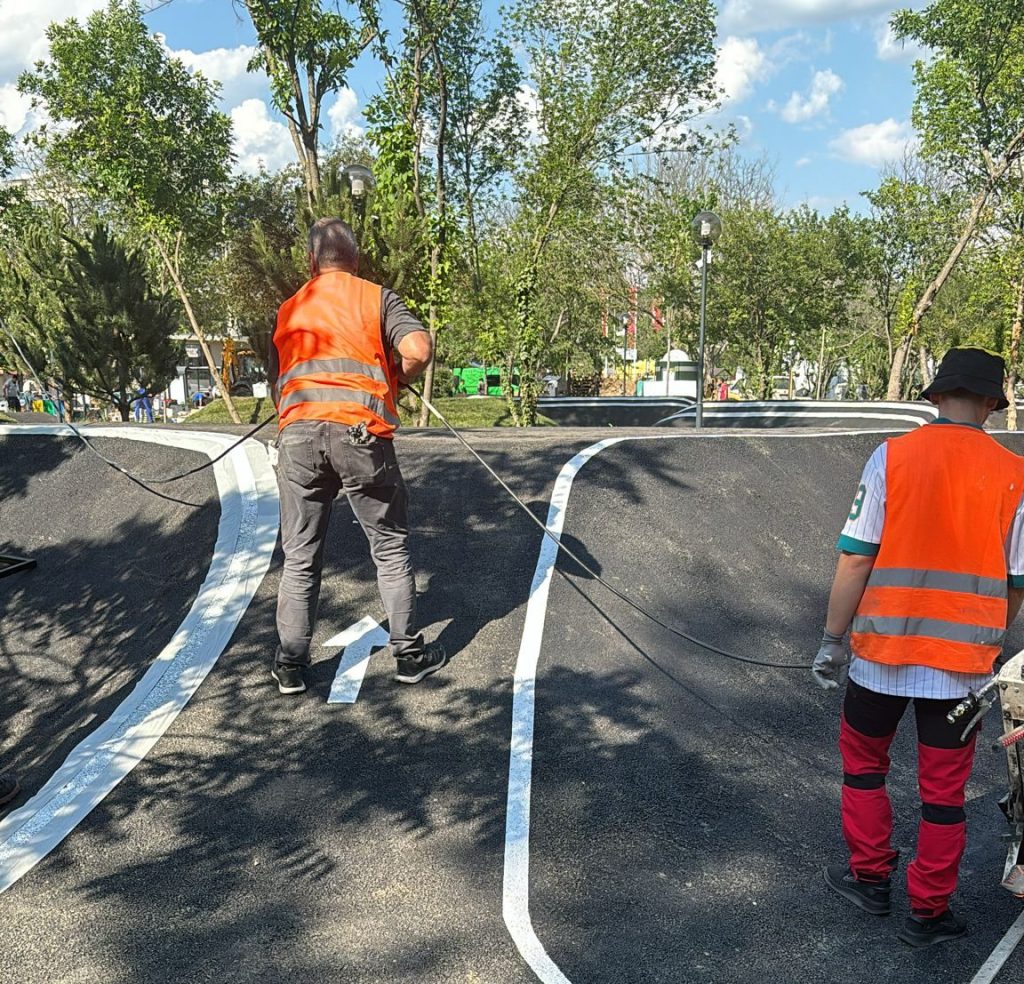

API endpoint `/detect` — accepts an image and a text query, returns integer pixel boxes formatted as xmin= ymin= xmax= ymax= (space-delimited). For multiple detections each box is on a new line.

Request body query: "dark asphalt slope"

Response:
xmin=0 ymin=434 xmax=219 ymax=807
xmin=530 ymin=432 xmax=1024 ymax=984
xmin=0 ymin=433 xmax=587 ymax=984
xmin=3 ymin=427 xmax=1024 ymax=984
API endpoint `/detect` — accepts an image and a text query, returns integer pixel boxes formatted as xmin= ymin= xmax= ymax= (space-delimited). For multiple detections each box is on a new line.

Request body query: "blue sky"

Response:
xmin=0 ymin=0 xmax=927 ymax=212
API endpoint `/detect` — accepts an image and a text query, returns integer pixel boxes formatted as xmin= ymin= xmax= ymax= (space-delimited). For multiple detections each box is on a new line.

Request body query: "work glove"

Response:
xmin=812 ymin=630 xmax=849 ymax=691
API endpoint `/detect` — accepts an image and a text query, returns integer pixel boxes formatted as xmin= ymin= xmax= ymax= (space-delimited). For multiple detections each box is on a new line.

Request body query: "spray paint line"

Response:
xmin=0 ymin=426 xmax=279 ymax=894
xmin=502 ymin=426 xmax=1022 ymax=984
xmin=326 ymin=616 xmax=390 ymax=703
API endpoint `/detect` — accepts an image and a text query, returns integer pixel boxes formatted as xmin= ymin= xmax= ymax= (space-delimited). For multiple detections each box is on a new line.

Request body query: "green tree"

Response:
xmin=244 ymin=0 xmax=374 ymax=206
xmin=18 ymin=0 xmax=241 ymax=421
xmin=500 ymin=0 xmax=718 ymax=423
xmin=861 ymin=158 xmax=963 ymax=397
xmin=13 ymin=223 xmax=179 ymax=421
xmin=888 ymin=0 xmax=1024 ymax=394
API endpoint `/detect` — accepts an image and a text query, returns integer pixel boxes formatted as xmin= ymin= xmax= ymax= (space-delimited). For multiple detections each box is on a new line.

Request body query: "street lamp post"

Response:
xmin=691 ymin=210 xmax=723 ymax=429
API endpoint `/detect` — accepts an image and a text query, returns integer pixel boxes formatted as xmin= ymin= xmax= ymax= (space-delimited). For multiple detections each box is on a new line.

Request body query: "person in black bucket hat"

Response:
xmin=811 ymin=344 xmax=1024 ymax=947
xmin=921 ymin=346 xmax=1009 ymax=410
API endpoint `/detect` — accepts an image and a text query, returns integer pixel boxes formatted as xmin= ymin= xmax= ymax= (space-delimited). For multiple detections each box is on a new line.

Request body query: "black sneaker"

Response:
xmin=0 ymin=773 xmax=20 ymax=809
xmin=897 ymin=909 xmax=967 ymax=947
xmin=823 ymin=865 xmax=892 ymax=915
xmin=394 ymin=644 xmax=448 ymax=684
xmin=271 ymin=662 xmax=307 ymax=695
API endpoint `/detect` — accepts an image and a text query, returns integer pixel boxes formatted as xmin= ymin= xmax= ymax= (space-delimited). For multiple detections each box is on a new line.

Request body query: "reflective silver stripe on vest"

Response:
xmin=279 ymin=386 xmax=400 ymax=426
xmin=278 ymin=357 xmax=387 ymax=390
xmin=851 ymin=615 xmax=1004 ymax=647
xmin=867 ymin=567 xmax=1007 ymax=599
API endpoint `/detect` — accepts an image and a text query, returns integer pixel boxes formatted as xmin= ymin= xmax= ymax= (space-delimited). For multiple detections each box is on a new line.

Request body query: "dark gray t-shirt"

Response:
xmin=381 ymin=288 xmax=427 ymax=352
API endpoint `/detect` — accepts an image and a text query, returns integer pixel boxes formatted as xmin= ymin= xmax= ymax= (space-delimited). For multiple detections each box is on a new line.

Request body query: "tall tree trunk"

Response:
xmin=417 ymin=33 xmax=450 ymax=428
xmin=1008 ymin=275 xmax=1024 ymax=431
xmin=153 ymin=236 xmax=241 ymax=424
xmin=886 ymin=334 xmax=913 ymax=400
xmin=918 ymin=344 xmax=931 ymax=389
xmin=815 ymin=327 xmax=826 ymax=399
xmin=907 ymin=180 xmax=996 ymax=340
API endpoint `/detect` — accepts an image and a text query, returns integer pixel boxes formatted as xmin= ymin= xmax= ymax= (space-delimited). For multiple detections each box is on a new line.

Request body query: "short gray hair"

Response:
xmin=308 ymin=217 xmax=359 ymax=272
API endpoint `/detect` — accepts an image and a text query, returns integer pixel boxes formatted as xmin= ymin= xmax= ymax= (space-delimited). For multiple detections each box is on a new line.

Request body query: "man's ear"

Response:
xmin=308 ymin=251 xmax=318 ymax=277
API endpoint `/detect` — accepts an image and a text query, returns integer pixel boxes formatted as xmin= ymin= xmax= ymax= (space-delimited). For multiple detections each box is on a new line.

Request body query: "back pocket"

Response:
xmin=338 ymin=439 xmax=387 ymax=490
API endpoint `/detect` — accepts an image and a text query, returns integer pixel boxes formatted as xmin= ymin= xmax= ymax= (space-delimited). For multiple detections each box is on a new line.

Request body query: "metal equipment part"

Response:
xmin=996 ymin=649 xmax=1024 ymax=897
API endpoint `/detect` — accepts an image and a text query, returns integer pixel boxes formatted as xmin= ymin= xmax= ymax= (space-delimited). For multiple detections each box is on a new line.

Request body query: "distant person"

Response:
xmin=813 ymin=348 xmax=1024 ymax=947
xmin=266 ymin=217 xmax=445 ymax=696
xmin=132 ymin=388 xmax=153 ymax=423
xmin=717 ymin=380 xmax=729 ymax=401
xmin=3 ymin=375 xmax=20 ymax=412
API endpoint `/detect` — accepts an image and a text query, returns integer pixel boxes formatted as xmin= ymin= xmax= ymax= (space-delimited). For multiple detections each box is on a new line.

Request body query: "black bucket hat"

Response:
xmin=920 ymin=347 xmax=1009 ymax=411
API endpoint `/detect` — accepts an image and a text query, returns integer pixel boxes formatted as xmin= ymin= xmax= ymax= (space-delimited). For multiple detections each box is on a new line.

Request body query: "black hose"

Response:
xmin=1 ymin=321 xmax=274 ymax=504
xmin=407 ymin=385 xmax=813 ymax=672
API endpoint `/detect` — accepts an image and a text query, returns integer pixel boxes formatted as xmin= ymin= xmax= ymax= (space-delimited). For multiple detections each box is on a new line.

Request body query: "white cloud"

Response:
xmin=716 ymin=37 xmax=771 ymax=105
xmin=875 ymin=22 xmax=928 ymax=62
xmin=0 ymin=84 xmax=32 ymax=134
xmin=719 ymin=0 xmax=897 ymax=34
xmin=772 ymin=68 xmax=844 ymax=123
xmin=800 ymin=193 xmax=847 ymax=212
xmin=230 ymin=98 xmax=294 ymax=173
xmin=171 ymin=44 xmax=266 ymax=109
xmin=795 ymin=155 xmax=812 ymax=167
xmin=0 ymin=0 xmax=107 ymax=79
xmin=828 ymin=118 xmax=918 ymax=166
xmin=327 ymin=87 xmax=363 ymax=140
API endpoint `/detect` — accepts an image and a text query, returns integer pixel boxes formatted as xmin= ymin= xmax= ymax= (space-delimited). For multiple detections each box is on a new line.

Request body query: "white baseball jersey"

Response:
xmin=838 ymin=424 xmax=1024 ymax=699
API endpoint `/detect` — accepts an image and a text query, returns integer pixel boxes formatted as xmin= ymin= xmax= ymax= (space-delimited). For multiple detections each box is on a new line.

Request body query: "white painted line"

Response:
xmin=502 ymin=429 xmax=1021 ymax=984
xmin=0 ymin=425 xmax=279 ymax=895
xmin=969 ymin=910 xmax=1024 ymax=984
xmin=326 ymin=616 xmax=389 ymax=704
xmin=503 ymin=436 xmax=628 ymax=984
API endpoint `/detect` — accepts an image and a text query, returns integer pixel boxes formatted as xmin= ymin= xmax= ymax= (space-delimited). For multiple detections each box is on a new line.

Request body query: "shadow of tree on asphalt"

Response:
xmin=0 ymin=433 xmax=75 ymax=502
xmin=4 ymin=430 xmax=1024 ymax=984
xmin=0 ymin=436 xmax=219 ymax=796
xmin=526 ymin=432 xmax=1024 ymax=984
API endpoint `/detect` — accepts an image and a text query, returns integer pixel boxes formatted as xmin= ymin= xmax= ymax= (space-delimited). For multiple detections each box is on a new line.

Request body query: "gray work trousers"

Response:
xmin=274 ymin=420 xmax=423 ymax=666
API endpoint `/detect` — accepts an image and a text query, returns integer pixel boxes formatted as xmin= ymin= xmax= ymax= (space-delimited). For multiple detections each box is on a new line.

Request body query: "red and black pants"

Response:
xmin=840 ymin=679 xmax=978 ymax=917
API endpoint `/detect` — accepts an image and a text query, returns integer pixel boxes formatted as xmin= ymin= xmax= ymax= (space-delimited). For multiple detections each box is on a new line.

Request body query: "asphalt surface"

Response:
xmin=0 ymin=424 xmax=1022 ymax=984
xmin=0 ymin=434 xmax=219 ymax=800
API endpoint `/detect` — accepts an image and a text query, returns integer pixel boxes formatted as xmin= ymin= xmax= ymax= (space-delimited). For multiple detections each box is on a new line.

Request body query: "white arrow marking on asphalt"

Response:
xmin=325 ymin=616 xmax=390 ymax=703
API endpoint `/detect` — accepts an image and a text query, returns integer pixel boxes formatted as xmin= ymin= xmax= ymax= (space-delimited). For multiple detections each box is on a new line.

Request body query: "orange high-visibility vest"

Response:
xmin=851 ymin=423 xmax=1024 ymax=674
xmin=273 ymin=271 xmax=401 ymax=436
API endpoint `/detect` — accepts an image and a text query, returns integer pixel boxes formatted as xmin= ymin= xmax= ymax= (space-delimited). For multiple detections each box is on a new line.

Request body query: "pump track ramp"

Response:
xmin=0 ymin=421 xmax=1022 ymax=984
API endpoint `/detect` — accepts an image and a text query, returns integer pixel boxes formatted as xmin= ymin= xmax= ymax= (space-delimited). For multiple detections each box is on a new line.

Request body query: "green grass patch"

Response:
xmin=184 ymin=397 xmax=275 ymax=425
xmin=0 ymin=412 xmax=13 ymax=424
xmin=398 ymin=395 xmax=556 ymax=428
xmin=184 ymin=395 xmax=555 ymax=428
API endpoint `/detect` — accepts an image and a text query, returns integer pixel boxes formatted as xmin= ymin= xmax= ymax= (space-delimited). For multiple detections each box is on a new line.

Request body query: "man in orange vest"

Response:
xmin=813 ymin=348 xmax=1024 ymax=946
xmin=267 ymin=217 xmax=444 ymax=695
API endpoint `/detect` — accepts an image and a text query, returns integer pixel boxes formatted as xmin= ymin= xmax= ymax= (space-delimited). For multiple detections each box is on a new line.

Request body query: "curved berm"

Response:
xmin=655 ymin=399 xmax=939 ymax=429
